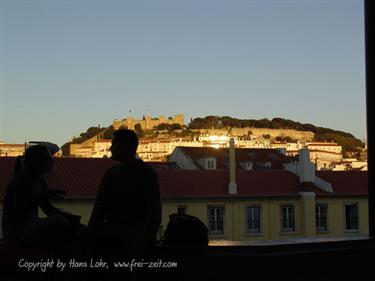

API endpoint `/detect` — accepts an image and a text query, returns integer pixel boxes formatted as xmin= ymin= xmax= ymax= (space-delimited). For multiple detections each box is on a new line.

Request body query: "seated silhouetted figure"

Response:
xmin=159 ymin=214 xmax=209 ymax=281
xmin=1 ymin=145 xmax=81 ymax=249
xmin=83 ymin=129 xmax=162 ymax=276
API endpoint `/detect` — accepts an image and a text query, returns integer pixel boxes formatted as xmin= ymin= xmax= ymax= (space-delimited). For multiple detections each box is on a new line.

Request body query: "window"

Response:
xmin=245 ymin=162 xmax=253 ymax=170
xmin=208 ymin=207 xmax=224 ymax=235
xmin=316 ymin=204 xmax=328 ymax=232
xmin=345 ymin=203 xmax=359 ymax=231
xmin=177 ymin=206 xmax=187 ymax=215
xmin=206 ymin=158 xmax=216 ymax=170
xmin=246 ymin=206 xmax=261 ymax=234
xmin=280 ymin=205 xmax=295 ymax=232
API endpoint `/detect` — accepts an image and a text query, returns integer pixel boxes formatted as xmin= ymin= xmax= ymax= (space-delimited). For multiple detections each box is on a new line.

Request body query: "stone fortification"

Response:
xmin=113 ymin=114 xmax=184 ymax=130
xmin=193 ymin=128 xmax=314 ymax=141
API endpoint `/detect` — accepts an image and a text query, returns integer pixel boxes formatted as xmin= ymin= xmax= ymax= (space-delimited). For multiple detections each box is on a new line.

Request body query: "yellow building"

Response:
xmin=0 ymin=154 xmax=368 ymax=241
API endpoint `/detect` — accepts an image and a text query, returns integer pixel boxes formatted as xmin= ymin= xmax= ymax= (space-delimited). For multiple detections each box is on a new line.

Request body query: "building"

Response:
xmin=169 ymin=146 xmax=295 ymax=170
xmin=330 ymin=159 xmax=368 ymax=171
xmin=0 ymin=143 xmax=368 ymax=241
xmin=305 ymin=142 xmax=343 ymax=170
xmin=0 ymin=143 xmax=26 ymax=157
xmin=68 ymin=129 xmax=356 ymax=171
xmin=0 ymin=142 xmax=62 ymax=157
xmin=113 ymin=114 xmax=185 ymax=130
xmin=70 ymin=134 xmax=103 ymax=157
xmin=87 ymin=138 xmax=203 ymax=161
xmin=271 ymin=141 xmax=345 ymax=170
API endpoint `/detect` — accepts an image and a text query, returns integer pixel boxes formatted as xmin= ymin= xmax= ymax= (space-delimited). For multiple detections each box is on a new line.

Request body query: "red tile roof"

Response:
xmin=316 ymin=171 xmax=368 ymax=196
xmin=0 ymin=157 xmax=368 ymax=199
xmin=0 ymin=157 xmax=115 ymax=198
xmin=176 ymin=147 xmax=294 ymax=170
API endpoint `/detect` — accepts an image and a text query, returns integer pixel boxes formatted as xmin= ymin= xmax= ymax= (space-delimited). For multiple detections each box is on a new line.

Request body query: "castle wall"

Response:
xmin=113 ymin=114 xmax=185 ymax=130
xmin=193 ymin=128 xmax=314 ymax=141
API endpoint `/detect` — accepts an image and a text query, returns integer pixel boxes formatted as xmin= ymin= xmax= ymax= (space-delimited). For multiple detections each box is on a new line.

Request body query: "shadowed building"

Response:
xmin=0 ymin=149 xmax=368 ymax=242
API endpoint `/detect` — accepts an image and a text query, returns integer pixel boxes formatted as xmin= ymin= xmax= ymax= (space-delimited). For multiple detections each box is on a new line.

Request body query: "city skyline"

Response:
xmin=0 ymin=0 xmax=366 ymax=147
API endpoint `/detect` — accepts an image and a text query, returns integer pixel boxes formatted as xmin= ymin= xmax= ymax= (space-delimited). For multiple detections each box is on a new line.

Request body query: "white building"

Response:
xmin=0 ymin=144 xmax=26 ymax=157
xmin=85 ymin=138 xmax=203 ymax=161
xmin=71 ymin=136 xmax=351 ymax=171
xmin=330 ymin=159 xmax=368 ymax=171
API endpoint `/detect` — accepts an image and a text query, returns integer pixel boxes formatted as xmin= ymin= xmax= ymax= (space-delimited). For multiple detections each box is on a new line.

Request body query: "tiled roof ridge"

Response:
xmin=0 ymin=157 xmax=368 ymax=198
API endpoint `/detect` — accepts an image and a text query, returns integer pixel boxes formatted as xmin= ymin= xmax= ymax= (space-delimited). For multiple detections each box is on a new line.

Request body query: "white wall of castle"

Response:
xmin=193 ymin=128 xmax=314 ymax=141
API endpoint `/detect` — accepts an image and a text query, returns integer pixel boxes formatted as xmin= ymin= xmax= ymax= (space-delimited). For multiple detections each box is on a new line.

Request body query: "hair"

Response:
xmin=23 ymin=145 xmax=51 ymax=169
xmin=113 ymin=129 xmax=139 ymax=155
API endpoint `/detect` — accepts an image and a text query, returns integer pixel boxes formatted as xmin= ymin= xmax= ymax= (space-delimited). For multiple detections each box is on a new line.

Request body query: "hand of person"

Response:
xmin=42 ymin=188 xmax=67 ymax=201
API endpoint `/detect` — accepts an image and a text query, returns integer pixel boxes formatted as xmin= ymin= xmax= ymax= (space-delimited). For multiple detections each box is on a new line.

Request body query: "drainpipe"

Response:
xmin=228 ymin=138 xmax=237 ymax=195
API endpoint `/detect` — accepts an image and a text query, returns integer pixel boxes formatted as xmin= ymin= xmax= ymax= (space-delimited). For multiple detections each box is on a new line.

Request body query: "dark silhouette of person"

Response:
xmin=1 ymin=145 xmax=82 ymax=249
xmin=84 ymin=129 xmax=162 ymax=264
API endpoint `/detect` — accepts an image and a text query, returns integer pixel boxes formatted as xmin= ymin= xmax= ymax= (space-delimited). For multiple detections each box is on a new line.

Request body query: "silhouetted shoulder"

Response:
xmin=138 ymin=159 xmax=158 ymax=174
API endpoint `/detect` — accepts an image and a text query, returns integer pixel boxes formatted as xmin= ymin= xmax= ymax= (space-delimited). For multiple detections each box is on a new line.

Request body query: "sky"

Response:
xmin=0 ymin=0 xmax=366 ymax=147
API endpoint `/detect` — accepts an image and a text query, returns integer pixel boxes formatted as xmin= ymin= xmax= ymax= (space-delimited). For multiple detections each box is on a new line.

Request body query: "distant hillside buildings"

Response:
xmin=69 ymin=133 xmax=366 ymax=171
xmin=0 ymin=143 xmax=25 ymax=157
xmin=0 ymin=142 xmax=63 ymax=157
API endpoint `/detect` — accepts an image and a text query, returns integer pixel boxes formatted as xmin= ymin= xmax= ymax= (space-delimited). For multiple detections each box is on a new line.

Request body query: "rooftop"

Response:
xmin=0 ymin=157 xmax=367 ymax=199
xmin=175 ymin=146 xmax=296 ymax=170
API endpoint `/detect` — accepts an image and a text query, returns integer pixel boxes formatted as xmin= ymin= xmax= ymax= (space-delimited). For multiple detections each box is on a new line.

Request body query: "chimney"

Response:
xmin=228 ymin=138 xmax=237 ymax=194
xmin=297 ymin=148 xmax=315 ymax=182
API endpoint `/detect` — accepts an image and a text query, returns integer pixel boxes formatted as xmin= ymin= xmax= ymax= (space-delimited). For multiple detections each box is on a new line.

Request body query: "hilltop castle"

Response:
xmin=113 ymin=114 xmax=185 ymax=130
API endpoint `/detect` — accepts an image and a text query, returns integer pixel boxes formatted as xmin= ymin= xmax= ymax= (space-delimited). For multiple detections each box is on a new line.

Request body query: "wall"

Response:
xmin=70 ymin=134 xmax=102 ymax=156
xmin=193 ymin=128 xmax=314 ymax=141
xmin=314 ymin=197 xmax=369 ymax=237
xmin=3 ymin=195 xmax=367 ymax=242
xmin=113 ymin=114 xmax=185 ymax=130
xmin=160 ymin=197 xmax=368 ymax=241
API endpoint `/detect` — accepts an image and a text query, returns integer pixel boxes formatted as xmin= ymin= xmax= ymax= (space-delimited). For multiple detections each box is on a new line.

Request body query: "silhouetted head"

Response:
xmin=14 ymin=155 xmax=25 ymax=174
xmin=110 ymin=129 xmax=139 ymax=161
xmin=23 ymin=145 xmax=53 ymax=176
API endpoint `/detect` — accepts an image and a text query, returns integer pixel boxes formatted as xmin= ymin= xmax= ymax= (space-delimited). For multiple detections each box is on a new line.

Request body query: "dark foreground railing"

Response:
xmin=1 ymin=238 xmax=374 ymax=281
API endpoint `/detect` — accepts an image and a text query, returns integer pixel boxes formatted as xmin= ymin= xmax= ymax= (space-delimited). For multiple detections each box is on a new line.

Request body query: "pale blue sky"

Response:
xmin=0 ymin=0 xmax=366 ymax=147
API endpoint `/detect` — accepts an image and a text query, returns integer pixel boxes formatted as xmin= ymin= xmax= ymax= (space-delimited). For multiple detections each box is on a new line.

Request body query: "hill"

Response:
xmin=61 ymin=116 xmax=364 ymax=156
xmin=189 ymin=116 xmax=364 ymax=153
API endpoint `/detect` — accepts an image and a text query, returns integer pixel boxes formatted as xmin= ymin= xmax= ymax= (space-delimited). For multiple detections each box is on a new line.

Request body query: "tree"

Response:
xmin=170 ymin=123 xmax=182 ymax=130
xmin=275 ymin=136 xmax=283 ymax=142
xmin=156 ymin=123 xmax=170 ymax=130
xmin=134 ymin=123 xmax=145 ymax=138
xmin=102 ymin=126 xmax=115 ymax=140
xmin=61 ymin=142 xmax=71 ymax=156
